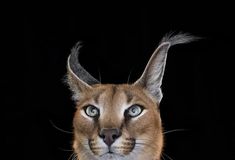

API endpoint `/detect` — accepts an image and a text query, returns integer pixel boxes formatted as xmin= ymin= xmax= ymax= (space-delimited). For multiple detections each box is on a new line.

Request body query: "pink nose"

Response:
xmin=99 ymin=128 xmax=121 ymax=146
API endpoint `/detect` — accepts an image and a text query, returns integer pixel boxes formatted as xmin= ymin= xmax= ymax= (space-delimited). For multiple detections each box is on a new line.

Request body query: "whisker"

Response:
xmin=161 ymin=154 xmax=167 ymax=160
xmin=135 ymin=142 xmax=147 ymax=145
xmin=58 ymin=147 xmax=73 ymax=152
xmin=72 ymin=154 xmax=78 ymax=160
xmin=80 ymin=149 xmax=92 ymax=160
xmin=73 ymin=152 xmax=79 ymax=160
xmin=162 ymin=152 xmax=174 ymax=160
xmin=135 ymin=142 xmax=156 ymax=151
xmin=49 ymin=120 xmax=73 ymax=134
xmin=136 ymin=138 xmax=152 ymax=141
xmin=68 ymin=152 xmax=76 ymax=160
xmin=163 ymin=128 xmax=188 ymax=135
xmin=98 ymin=68 xmax=102 ymax=83
xmin=67 ymin=153 xmax=73 ymax=160
xmin=127 ymin=69 xmax=133 ymax=84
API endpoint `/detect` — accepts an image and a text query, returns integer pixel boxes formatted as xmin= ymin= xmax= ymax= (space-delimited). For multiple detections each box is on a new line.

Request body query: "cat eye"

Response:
xmin=84 ymin=105 xmax=100 ymax=118
xmin=125 ymin=105 xmax=144 ymax=118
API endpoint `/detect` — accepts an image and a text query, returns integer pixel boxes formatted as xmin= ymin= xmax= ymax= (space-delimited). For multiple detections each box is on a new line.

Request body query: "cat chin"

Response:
xmin=94 ymin=152 xmax=139 ymax=160
xmin=77 ymin=145 xmax=154 ymax=160
xmin=98 ymin=152 xmax=123 ymax=158
xmin=78 ymin=153 xmax=153 ymax=160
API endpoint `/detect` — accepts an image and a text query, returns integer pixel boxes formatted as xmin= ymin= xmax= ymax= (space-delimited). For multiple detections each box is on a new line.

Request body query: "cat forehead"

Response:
xmin=92 ymin=84 xmax=135 ymax=101
xmin=81 ymin=84 xmax=157 ymax=108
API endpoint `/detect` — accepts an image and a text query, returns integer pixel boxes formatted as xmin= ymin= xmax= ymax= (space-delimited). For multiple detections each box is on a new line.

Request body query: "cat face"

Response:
xmin=72 ymin=84 xmax=163 ymax=160
xmin=66 ymin=33 xmax=196 ymax=159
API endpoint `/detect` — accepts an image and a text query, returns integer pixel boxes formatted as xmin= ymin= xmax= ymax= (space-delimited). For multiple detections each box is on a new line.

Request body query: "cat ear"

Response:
xmin=134 ymin=33 xmax=198 ymax=103
xmin=66 ymin=42 xmax=100 ymax=101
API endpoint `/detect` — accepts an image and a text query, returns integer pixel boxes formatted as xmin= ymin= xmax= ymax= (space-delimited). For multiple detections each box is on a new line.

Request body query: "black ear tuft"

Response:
xmin=134 ymin=32 xmax=198 ymax=103
xmin=66 ymin=42 xmax=99 ymax=100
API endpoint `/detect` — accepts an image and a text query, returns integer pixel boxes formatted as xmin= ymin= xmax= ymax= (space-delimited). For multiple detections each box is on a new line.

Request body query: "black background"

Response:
xmin=18 ymin=3 xmax=235 ymax=160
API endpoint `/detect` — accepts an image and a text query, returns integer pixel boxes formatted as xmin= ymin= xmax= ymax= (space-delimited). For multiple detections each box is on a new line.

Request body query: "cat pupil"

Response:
xmin=131 ymin=108 xmax=138 ymax=113
xmin=91 ymin=108 xmax=96 ymax=114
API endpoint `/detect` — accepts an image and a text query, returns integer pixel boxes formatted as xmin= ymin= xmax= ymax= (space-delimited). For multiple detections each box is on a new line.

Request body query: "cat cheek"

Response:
xmin=73 ymin=115 xmax=96 ymax=137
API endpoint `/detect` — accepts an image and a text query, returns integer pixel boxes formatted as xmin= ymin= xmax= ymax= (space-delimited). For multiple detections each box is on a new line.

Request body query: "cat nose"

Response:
xmin=99 ymin=128 xmax=121 ymax=146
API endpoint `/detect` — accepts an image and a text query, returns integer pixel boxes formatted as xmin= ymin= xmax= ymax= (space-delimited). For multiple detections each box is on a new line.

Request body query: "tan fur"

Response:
xmin=72 ymin=84 xmax=163 ymax=160
xmin=66 ymin=33 xmax=196 ymax=160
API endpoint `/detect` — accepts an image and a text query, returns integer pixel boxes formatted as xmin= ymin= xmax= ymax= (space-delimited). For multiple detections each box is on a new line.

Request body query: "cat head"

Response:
xmin=66 ymin=33 xmax=197 ymax=160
